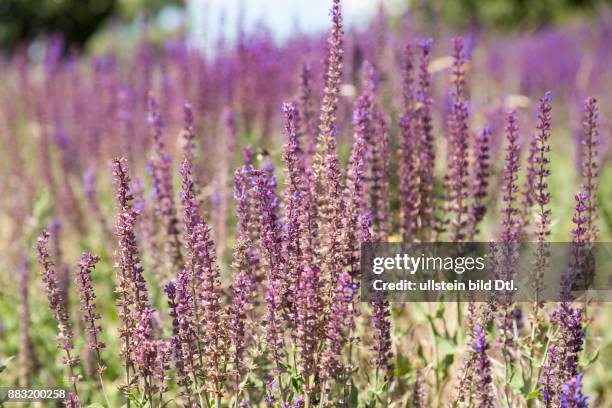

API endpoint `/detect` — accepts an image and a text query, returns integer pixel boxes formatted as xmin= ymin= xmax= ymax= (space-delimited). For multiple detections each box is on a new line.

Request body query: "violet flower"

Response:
xmin=468 ymin=127 xmax=491 ymax=240
xmin=147 ymin=94 xmax=183 ymax=277
xmin=446 ymin=37 xmax=471 ymax=242
xmin=182 ymin=100 xmax=196 ymax=163
xmin=472 ymin=325 xmax=494 ymax=407
xmin=519 ymin=130 xmax=538 ymax=238
xmin=297 ymin=62 xmax=317 ymax=163
xmin=295 ymin=263 xmax=323 ymax=385
xmin=581 ymin=97 xmax=599 ymax=243
xmin=345 ymin=102 xmax=368 ymax=277
xmin=320 ymin=270 xmax=353 ymax=380
xmin=543 ymin=193 xmax=588 ymax=404
xmin=412 ymin=369 xmax=425 ymax=408
xmin=415 ymin=39 xmax=436 ymax=239
xmin=398 ymin=42 xmax=421 ymax=241
xmin=370 ymin=111 xmax=391 ymax=241
xmin=532 ymin=92 xmax=553 ymax=305
xmin=164 ymin=278 xmax=196 ymax=399
xmin=497 ymin=111 xmax=522 ymax=349
xmin=253 ymin=169 xmax=285 ymax=362
xmin=370 ymin=299 xmax=392 ymax=379
xmin=112 ymin=157 xmax=150 ymax=391
xmin=133 ymin=307 xmax=169 ymax=403
xmin=74 ymin=253 xmax=106 ymax=374
xmin=541 ymin=344 xmax=561 ymax=406
xmin=179 ymin=155 xmax=229 ymax=386
xmin=500 ymin=110 xmax=521 ymax=244
xmin=313 ymin=3 xmax=352 ymax=382
xmin=281 ymin=101 xmax=304 ymax=326
xmin=228 ymin=163 xmax=257 ymax=374
xmin=533 ymin=91 xmax=553 ymax=243
xmin=313 ymin=0 xmax=344 ymax=228
xmin=560 ymin=373 xmax=589 ymax=408
xmin=132 ymin=176 xmax=163 ymax=277
xmin=36 ymin=230 xmax=80 ymax=396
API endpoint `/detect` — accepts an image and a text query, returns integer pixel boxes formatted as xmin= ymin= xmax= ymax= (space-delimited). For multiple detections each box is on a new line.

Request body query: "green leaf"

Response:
xmin=437 ymin=354 xmax=454 ymax=381
xmin=526 ymin=391 xmax=542 ymax=401
xmin=349 ymin=382 xmax=359 ymax=407
xmin=435 ymin=303 xmax=446 ymax=319
xmin=583 ymin=349 xmax=600 ymax=366
xmin=395 ymin=351 xmax=413 ymax=378
xmin=0 ymin=357 xmax=14 ymax=374
xmin=248 ymin=372 xmax=264 ymax=388
xmin=509 ymin=370 xmax=525 ymax=394
xmin=87 ymin=403 xmax=106 ymax=408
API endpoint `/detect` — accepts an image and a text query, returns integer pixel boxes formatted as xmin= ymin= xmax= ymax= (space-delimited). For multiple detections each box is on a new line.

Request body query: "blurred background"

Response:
xmin=1 ymin=0 xmax=611 ymax=54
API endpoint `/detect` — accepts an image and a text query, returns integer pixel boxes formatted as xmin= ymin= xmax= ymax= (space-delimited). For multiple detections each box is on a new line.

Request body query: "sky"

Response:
xmin=185 ymin=0 xmax=404 ymax=49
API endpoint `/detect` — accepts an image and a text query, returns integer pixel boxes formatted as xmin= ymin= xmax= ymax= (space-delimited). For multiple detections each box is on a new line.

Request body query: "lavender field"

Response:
xmin=0 ymin=0 xmax=611 ymax=406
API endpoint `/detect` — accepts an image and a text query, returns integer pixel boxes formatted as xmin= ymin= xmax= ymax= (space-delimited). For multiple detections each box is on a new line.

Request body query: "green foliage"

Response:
xmin=0 ymin=0 xmax=184 ymax=51
xmin=0 ymin=0 xmax=116 ymax=51
xmin=413 ymin=0 xmax=611 ymax=30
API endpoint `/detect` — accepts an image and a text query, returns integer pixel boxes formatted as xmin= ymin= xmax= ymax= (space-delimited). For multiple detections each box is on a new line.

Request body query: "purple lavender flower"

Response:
xmin=415 ymin=39 xmax=436 ymax=239
xmin=519 ymin=130 xmax=538 ymax=238
xmin=164 ymin=278 xmax=196 ymax=399
xmin=147 ymin=94 xmax=183 ymax=277
xmin=500 ymin=110 xmax=521 ymax=243
xmin=468 ymin=127 xmax=491 ymax=239
xmin=560 ymin=373 xmax=589 ymax=408
xmin=281 ymin=101 xmax=304 ymax=326
xmin=48 ymin=221 xmax=70 ymax=318
xmin=581 ymin=97 xmax=599 ymax=243
xmin=445 ymin=37 xmax=471 ymax=242
xmin=74 ymin=253 xmax=106 ymax=374
xmin=64 ymin=392 xmax=80 ymax=408
xmin=132 ymin=176 xmax=163 ymax=278
xmin=496 ymin=111 xmax=523 ymax=349
xmin=553 ymin=303 xmax=585 ymax=377
xmin=133 ymin=307 xmax=169 ymax=403
xmin=36 ymin=230 xmax=80 ymax=396
xmin=253 ymin=169 xmax=285 ymax=362
xmin=532 ymin=91 xmax=553 ymax=243
xmin=370 ymin=300 xmax=392 ymax=378
xmin=313 ymin=0 xmax=344 ymax=226
xmin=291 ymin=395 xmax=305 ymax=408
xmin=532 ymin=92 xmax=553 ymax=304
xmin=297 ymin=62 xmax=317 ymax=163
xmin=563 ymin=192 xmax=589 ymax=299
xmin=412 ymin=369 xmax=426 ymax=408
xmin=542 ymin=192 xmax=588 ymax=404
xmin=472 ymin=325 xmax=494 ymax=407
xmin=228 ymin=166 xmax=258 ymax=374
xmin=541 ymin=344 xmax=561 ymax=406
xmin=295 ymin=262 xmax=323 ymax=385
xmin=182 ymin=99 xmax=196 ymax=162
xmin=370 ymin=111 xmax=391 ymax=241
xmin=450 ymin=37 xmax=468 ymax=102
xmin=320 ymin=271 xmax=353 ymax=380
xmin=112 ymin=157 xmax=150 ymax=391
xmin=398 ymin=42 xmax=421 ymax=241
xmin=179 ymin=155 xmax=229 ymax=387
xmin=345 ymin=103 xmax=368 ymax=277
xmin=228 ymin=265 xmax=253 ymax=372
